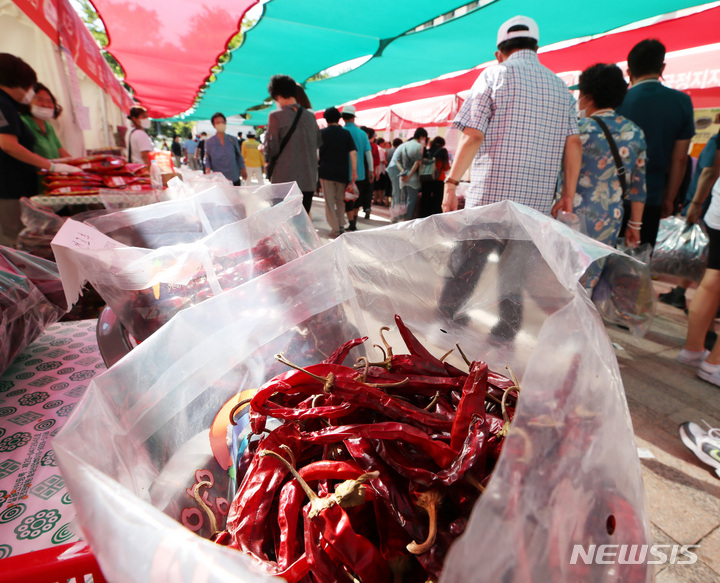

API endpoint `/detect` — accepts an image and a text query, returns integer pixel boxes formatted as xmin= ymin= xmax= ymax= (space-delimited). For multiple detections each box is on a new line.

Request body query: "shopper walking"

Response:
xmin=319 ymin=107 xmax=358 ymax=237
xmin=340 ymin=105 xmax=372 ymax=230
xmin=205 ymin=112 xmax=247 ymax=185
xmin=265 ymin=75 xmax=322 ymax=215
xmin=241 ymin=132 xmax=265 ymax=184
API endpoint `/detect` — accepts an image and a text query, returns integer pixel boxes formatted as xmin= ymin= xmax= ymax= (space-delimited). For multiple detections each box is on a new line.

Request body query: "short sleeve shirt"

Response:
xmin=343 ymin=122 xmax=372 ymax=182
xmin=126 ymin=128 xmax=154 ymax=164
xmin=0 ymin=88 xmax=37 ymax=198
xmin=616 ymin=80 xmax=695 ymax=207
xmin=319 ymin=125 xmax=356 ymax=184
xmin=21 ymin=114 xmax=62 ymax=159
xmin=454 ymin=50 xmax=579 ymax=214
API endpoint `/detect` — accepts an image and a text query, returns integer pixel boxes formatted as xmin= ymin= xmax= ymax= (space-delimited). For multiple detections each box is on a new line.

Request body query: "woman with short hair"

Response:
xmin=552 ymin=63 xmax=647 ymax=288
xmin=204 ymin=112 xmax=246 ymax=185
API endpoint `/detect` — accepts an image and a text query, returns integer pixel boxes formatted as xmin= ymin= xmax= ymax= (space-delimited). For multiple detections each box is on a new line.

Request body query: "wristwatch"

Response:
xmin=445 ymin=177 xmax=460 ymax=186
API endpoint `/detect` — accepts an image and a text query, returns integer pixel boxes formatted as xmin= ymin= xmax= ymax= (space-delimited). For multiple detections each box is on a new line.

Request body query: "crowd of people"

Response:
xmin=1 ymin=14 xmax=718 ymax=391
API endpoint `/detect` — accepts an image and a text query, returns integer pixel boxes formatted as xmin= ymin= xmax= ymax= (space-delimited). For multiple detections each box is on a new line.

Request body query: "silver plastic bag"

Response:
xmin=592 ymin=242 xmax=656 ymax=337
xmin=54 ymin=201 xmax=650 ymax=583
xmin=652 ymin=216 xmax=708 ymax=282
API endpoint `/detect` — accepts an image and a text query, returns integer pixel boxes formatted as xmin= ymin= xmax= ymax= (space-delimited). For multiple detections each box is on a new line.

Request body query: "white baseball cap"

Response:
xmin=496 ymin=15 xmax=539 ymax=47
xmin=342 ymin=105 xmax=356 ymax=116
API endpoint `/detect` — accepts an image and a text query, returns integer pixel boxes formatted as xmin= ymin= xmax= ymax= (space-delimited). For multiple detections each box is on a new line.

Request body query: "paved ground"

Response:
xmin=305 ymin=194 xmax=720 ymax=582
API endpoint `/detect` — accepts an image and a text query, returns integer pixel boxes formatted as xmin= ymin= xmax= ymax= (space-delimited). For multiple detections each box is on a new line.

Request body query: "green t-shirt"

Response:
xmin=21 ymin=114 xmax=62 ymax=159
xmin=616 ymin=80 xmax=695 ymax=207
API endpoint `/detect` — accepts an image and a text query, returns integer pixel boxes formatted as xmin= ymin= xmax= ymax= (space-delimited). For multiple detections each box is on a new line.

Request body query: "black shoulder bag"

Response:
xmin=266 ymin=106 xmax=303 ymax=180
xmin=127 ymin=128 xmax=139 ymax=163
xmin=591 ymin=115 xmax=628 ymax=198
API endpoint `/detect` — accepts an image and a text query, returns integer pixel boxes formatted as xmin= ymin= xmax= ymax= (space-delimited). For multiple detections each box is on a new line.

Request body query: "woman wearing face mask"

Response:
xmin=21 ymin=83 xmax=71 ymax=191
xmin=126 ymin=106 xmax=154 ymax=166
xmin=204 ymin=112 xmax=246 ymax=185
xmin=552 ymin=63 xmax=647 ymax=289
xmin=0 ymin=53 xmax=80 ymax=247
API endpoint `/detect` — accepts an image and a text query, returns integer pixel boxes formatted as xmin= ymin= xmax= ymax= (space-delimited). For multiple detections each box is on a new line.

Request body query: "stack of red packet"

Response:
xmin=41 ymin=156 xmax=152 ymax=197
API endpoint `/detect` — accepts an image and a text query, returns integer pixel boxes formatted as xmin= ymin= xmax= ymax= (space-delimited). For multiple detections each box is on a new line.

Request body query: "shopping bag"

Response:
xmin=0 ymin=247 xmax=68 ymax=375
xmin=592 ymin=242 xmax=656 ymax=337
xmin=51 ymin=181 xmax=320 ymax=341
xmin=16 ymin=197 xmax=67 ymax=260
xmin=55 ymin=201 xmax=649 ymax=583
xmin=651 ymin=216 xmax=708 ymax=282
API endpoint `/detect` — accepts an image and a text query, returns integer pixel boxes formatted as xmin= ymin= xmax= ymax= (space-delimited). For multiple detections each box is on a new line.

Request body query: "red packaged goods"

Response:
xmin=102 ymin=175 xmax=138 ymax=188
xmin=37 ymin=154 xmax=163 ymax=197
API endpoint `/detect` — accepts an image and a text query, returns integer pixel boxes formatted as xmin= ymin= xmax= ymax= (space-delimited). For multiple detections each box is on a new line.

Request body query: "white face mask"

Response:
xmin=31 ymin=105 xmax=55 ymax=120
xmin=20 ymin=88 xmax=35 ymax=105
xmin=141 ymin=118 xmax=152 ymax=129
xmin=215 ymin=123 xmax=226 ymax=134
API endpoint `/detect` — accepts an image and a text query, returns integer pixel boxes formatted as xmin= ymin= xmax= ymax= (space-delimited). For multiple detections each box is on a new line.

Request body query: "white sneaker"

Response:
xmin=679 ymin=421 xmax=720 ymax=476
xmin=677 ymin=348 xmax=710 ymax=366
xmin=697 ymin=360 xmax=720 ymax=387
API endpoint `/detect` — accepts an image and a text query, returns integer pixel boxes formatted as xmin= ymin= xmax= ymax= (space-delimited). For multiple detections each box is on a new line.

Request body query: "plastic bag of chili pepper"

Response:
xmin=51 ymin=181 xmax=320 ymax=341
xmin=54 ymin=200 xmax=650 ymax=583
xmin=0 ymin=246 xmax=68 ymax=375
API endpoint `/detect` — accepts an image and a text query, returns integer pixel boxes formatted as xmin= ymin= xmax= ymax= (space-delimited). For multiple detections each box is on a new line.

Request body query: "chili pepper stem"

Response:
xmin=275 ymin=353 xmax=335 ymax=392
xmin=355 ymin=357 xmax=370 ymax=383
xmin=407 ymin=490 xmax=442 ymax=555
xmin=192 ymin=480 xmax=218 ymax=536
xmin=229 ymin=398 xmax=252 ymax=426
xmin=424 ymin=391 xmax=440 ymax=411
xmin=279 ymin=444 xmax=296 ymax=468
xmin=439 ymin=348 xmax=454 ymax=362
xmin=499 ymin=366 xmax=521 ymax=437
xmin=455 ymin=343 xmax=472 ymax=367
xmin=373 ymin=343 xmax=387 ymax=361
xmin=358 ymin=327 xmax=395 ymax=370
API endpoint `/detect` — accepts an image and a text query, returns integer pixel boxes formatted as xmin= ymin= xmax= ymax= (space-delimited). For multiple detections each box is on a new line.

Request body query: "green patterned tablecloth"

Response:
xmin=0 ymin=319 xmax=104 ymax=560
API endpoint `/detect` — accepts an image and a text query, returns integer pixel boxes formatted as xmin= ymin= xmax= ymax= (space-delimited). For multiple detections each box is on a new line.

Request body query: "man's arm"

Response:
xmin=662 ymin=139 xmax=691 ymax=218
xmin=687 ymin=149 xmax=720 ymax=224
xmin=349 ymin=150 xmax=358 ymax=182
xmin=551 ymin=134 xmax=582 ymax=217
xmin=0 ymin=134 xmax=52 ymax=169
xmin=441 ymin=127 xmax=484 ymax=212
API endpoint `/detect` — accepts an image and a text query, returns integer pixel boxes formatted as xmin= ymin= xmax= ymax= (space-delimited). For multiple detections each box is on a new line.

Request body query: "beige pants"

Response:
xmin=247 ymin=166 xmax=264 ymax=184
xmin=321 ymin=179 xmax=346 ymax=234
xmin=0 ymin=199 xmax=22 ymax=248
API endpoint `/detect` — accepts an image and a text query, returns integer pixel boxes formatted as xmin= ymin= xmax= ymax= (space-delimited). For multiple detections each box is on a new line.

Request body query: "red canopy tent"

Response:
xmin=339 ymin=5 xmax=720 ymax=129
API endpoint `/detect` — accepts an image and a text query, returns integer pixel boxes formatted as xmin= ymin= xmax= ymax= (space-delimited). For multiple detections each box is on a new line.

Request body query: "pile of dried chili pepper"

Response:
xmin=206 ymin=315 xmax=520 ymax=582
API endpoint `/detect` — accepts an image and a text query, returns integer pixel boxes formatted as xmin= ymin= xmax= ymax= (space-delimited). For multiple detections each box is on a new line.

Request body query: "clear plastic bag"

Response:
xmin=16 ymin=197 xmax=68 ymax=260
xmin=0 ymin=246 xmax=67 ymax=375
xmin=651 ymin=216 xmax=708 ymax=282
xmin=51 ymin=182 xmax=319 ymax=340
xmin=54 ymin=201 xmax=650 ymax=582
xmin=592 ymin=242 xmax=656 ymax=337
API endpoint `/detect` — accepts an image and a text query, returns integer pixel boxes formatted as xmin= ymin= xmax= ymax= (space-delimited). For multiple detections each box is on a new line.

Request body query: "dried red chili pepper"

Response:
xmin=226 ymin=423 xmax=303 ymax=559
xmin=322 ymin=336 xmax=368 ymax=365
xmin=262 ymin=450 xmax=392 ymax=583
xmin=303 ymin=422 xmax=456 ymax=468
xmin=276 ymin=459 xmax=366 ymax=569
xmin=450 ymin=361 xmax=488 ymax=451
xmin=343 ymin=437 xmax=426 ymax=542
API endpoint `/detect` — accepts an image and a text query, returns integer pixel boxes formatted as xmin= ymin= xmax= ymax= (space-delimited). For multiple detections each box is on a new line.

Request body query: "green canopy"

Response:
xmin=181 ymin=0 xmax=708 ymax=122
